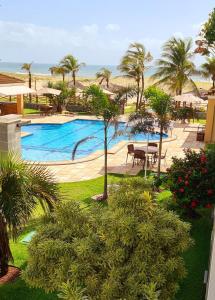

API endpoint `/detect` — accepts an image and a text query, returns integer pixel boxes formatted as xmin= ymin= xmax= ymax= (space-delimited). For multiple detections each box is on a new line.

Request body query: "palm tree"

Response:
xmin=21 ymin=62 xmax=32 ymax=88
xmin=60 ymin=54 xmax=85 ymax=86
xmin=145 ymin=86 xmax=172 ymax=178
xmin=21 ymin=62 xmax=33 ymax=102
xmin=0 ymin=153 xmax=59 ymax=277
xmin=49 ymin=66 xmax=68 ymax=82
xmin=201 ymin=57 xmax=215 ymax=88
xmin=96 ymin=68 xmax=112 ymax=88
xmin=153 ymin=37 xmax=197 ymax=95
xmin=118 ymin=42 xmax=152 ymax=110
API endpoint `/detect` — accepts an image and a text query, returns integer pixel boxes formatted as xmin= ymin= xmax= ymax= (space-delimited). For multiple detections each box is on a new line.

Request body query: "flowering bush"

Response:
xmin=166 ymin=149 xmax=215 ymax=215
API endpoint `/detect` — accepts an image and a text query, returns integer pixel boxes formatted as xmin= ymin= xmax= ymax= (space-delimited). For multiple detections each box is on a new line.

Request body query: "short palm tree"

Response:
xmin=0 ymin=153 xmax=59 ymax=277
xmin=152 ymin=37 xmax=197 ymax=95
xmin=49 ymin=66 xmax=68 ymax=82
xmin=60 ymin=54 xmax=85 ymax=86
xmin=118 ymin=42 xmax=152 ymax=110
xmin=201 ymin=57 xmax=215 ymax=88
xmin=96 ymin=68 xmax=112 ymax=88
xmin=21 ymin=62 xmax=33 ymax=101
xmin=21 ymin=62 xmax=32 ymax=88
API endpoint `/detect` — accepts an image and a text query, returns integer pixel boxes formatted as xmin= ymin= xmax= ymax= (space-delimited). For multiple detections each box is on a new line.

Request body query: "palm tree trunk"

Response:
xmin=62 ymin=73 xmax=65 ymax=82
xmin=107 ymin=78 xmax=109 ymax=88
xmin=136 ymin=80 xmax=140 ymax=111
xmin=140 ymin=73 xmax=145 ymax=108
xmin=0 ymin=214 xmax=12 ymax=277
xmin=72 ymin=72 xmax=76 ymax=86
xmin=157 ymin=123 xmax=164 ymax=178
xmin=29 ymin=71 xmax=32 ymax=103
xmin=103 ymin=123 xmax=108 ymax=200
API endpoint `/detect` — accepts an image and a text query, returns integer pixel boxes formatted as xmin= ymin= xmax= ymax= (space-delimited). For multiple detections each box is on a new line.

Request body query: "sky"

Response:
xmin=0 ymin=0 xmax=214 ymax=65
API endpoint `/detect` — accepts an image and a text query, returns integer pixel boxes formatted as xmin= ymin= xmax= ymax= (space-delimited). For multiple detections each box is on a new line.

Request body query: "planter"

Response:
xmin=0 ymin=266 xmax=21 ymax=284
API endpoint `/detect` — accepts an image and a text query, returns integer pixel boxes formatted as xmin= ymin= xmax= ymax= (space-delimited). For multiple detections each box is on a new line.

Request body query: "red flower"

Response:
xmin=200 ymin=154 xmax=207 ymax=163
xmin=185 ymin=175 xmax=189 ymax=180
xmin=207 ymin=189 xmax=213 ymax=196
xmin=201 ymin=168 xmax=208 ymax=174
xmin=185 ymin=181 xmax=189 ymax=186
xmin=179 ymin=188 xmax=184 ymax=193
xmin=205 ymin=203 xmax=213 ymax=209
xmin=191 ymin=200 xmax=198 ymax=208
xmin=178 ymin=176 xmax=183 ymax=183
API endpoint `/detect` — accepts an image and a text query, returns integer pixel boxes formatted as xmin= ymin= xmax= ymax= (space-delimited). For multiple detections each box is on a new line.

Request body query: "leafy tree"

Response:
xmin=49 ymin=66 xmax=69 ymax=82
xmin=201 ymin=57 xmax=215 ymax=88
xmin=0 ymin=153 xmax=59 ymax=277
xmin=145 ymin=86 xmax=172 ymax=178
xmin=165 ymin=148 xmax=215 ymax=217
xmin=152 ymin=37 xmax=197 ymax=95
xmin=60 ymin=54 xmax=85 ymax=86
xmin=21 ymin=62 xmax=33 ymax=102
xmin=195 ymin=8 xmax=215 ymax=55
xmin=96 ymin=67 xmax=112 ymax=88
xmin=47 ymin=81 xmax=75 ymax=113
xmin=24 ymin=178 xmax=192 ymax=300
xmin=118 ymin=42 xmax=153 ymax=110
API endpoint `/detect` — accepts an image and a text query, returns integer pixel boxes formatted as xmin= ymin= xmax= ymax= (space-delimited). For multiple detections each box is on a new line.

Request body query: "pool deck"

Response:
xmin=22 ymin=114 xmax=205 ymax=183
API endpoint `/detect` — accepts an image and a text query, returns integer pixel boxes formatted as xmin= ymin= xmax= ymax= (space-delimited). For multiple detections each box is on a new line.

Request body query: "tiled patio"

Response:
xmin=23 ymin=115 xmax=205 ymax=182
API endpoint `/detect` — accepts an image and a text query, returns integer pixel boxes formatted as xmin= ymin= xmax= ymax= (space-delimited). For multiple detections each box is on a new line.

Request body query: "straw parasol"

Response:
xmin=36 ymin=87 xmax=61 ymax=96
xmin=174 ymin=94 xmax=208 ymax=108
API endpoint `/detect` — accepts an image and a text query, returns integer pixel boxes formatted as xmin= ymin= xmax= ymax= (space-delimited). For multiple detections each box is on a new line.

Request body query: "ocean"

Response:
xmin=0 ymin=61 xmax=207 ymax=81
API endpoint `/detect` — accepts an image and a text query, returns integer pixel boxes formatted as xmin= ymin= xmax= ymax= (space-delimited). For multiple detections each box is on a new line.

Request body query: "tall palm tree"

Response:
xmin=96 ymin=68 xmax=112 ymax=88
xmin=60 ymin=54 xmax=85 ymax=86
xmin=153 ymin=37 xmax=197 ymax=95
xmin=201 ymin=57 xmax=215 ymax=88
xmin=49 ymin=66 xmax=68 ymax=82
xmin=21 ymin=62 xmax=33 ymax=101
xmin=0 ymin=153 xmax=59 ymax=277
xmin=118 ymin=42 xmax=152 ymax=110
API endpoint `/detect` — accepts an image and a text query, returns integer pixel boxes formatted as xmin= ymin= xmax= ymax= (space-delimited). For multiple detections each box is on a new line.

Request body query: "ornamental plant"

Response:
xmin=24 ymin=178 xmax=192 ymax=300
xmin=166 ymin=148 xmax=215 ymax=216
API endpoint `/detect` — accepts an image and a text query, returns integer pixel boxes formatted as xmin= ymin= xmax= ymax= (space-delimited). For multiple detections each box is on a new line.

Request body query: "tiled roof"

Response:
xmin=0 ymin=74 xmax=24 ymax=85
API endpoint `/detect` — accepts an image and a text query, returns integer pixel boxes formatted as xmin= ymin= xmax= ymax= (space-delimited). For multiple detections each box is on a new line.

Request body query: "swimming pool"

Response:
xmin=21 ymin=119 xmax=167 ymax=162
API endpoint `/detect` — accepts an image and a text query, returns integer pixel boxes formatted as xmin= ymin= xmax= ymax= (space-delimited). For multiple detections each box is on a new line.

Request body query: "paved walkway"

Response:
xmin=23 ymin=115 xmax=205 ymax=183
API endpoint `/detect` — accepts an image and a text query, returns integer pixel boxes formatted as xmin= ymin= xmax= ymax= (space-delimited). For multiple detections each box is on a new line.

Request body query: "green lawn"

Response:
xmin=0 ymin=173 xmax=212 ymax=300
xmin=24 ymin=108 xmax=40 ymax=115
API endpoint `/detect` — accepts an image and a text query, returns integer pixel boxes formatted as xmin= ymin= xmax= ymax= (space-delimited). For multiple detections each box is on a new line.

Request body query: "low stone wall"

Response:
xmin=206 ymin=209 xmax=215 ymax=300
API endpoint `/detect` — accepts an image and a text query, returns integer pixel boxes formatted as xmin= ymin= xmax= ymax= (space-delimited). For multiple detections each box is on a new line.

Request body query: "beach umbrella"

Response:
xmin=36 ymin=87 xmax=61 ymax=96
xmin=174 ymin=94 xmax=207 ymax=108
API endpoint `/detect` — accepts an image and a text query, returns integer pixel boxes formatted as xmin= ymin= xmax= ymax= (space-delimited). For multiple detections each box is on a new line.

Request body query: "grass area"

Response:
xmin=190 ymin=118 xmax=206 ymax=125
xmin=124 ymin=103 xmax=136 ymax=114
xmin=175 ymin=211 xmax=212 ymax=300
xmin=0 ymin=173 xmax=212 ymax=300
xmin=24 ymin=108 xmax=40 ymax=115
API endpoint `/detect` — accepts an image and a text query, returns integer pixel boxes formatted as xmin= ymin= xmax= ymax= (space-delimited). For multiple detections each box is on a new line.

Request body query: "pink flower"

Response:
xmin=185 ymin=181 xmax=189 ymax=186
xmin=179 ymin=188 xmax=184 ymax=193
xmin=207 ymin=189 xmax=213 ymax=196
xmin=191 ymin=200 xmax=198 ymax=208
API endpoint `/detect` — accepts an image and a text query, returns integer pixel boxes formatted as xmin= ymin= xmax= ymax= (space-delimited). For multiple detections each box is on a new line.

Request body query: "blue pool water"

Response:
xmin=21 ymin=119 xmax=167 ymax=162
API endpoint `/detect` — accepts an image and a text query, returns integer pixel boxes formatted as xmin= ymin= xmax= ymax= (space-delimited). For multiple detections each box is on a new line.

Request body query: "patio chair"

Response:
xmin=126 ymin=144 xmax=134 ymax=164
xmin=154 ymin=149 xmax=167 ymax=166
xmin=132 ymin=149 xmax=146 ymax=168
xmin=148 ymin=142 xmax=158 ymax=147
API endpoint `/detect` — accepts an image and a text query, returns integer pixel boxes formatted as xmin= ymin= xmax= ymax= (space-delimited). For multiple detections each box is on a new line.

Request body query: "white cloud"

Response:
xmin=105 ymin=23 xmax=120 ymax=32
xmin=82 ymin=24 xmax=98 ymax=35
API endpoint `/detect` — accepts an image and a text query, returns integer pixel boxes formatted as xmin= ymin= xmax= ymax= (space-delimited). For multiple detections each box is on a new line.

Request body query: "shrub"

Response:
xmin=165 ymin=149 xmax=215 ymax=215
xmin=24 ymin=178 xmax=192 ymax=300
